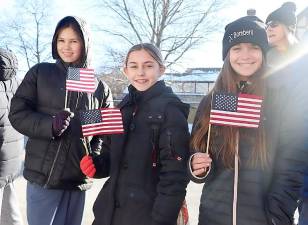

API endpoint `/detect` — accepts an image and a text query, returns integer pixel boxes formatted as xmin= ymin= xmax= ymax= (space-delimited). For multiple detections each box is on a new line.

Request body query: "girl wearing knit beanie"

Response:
xmin=188 ymin=12 xmax=306 ymax=225
xmin=188 ymin=15 xmax=274 ymax=225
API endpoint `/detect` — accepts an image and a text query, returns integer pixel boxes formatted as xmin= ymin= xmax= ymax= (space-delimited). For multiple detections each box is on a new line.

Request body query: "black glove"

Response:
xmin=52 ymin=110 xmax=74 ymax=137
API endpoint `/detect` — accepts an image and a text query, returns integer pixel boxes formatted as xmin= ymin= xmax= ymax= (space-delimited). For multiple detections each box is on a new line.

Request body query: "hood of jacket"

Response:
xmin=51 ymin=16 xmax=92 ymax=68
xmin=0 ymin=48 xmax=18 ymax=81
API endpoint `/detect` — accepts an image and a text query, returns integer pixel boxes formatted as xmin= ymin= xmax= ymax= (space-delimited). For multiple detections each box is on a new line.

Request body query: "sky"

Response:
xmin=0 ymin=0 xmax=307 ymax=73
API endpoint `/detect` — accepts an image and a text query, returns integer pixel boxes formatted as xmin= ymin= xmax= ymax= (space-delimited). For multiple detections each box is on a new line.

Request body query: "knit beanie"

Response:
xmin=266 ymin=2 xmax=297 ymax=27
xmin=0 ymin=48 xmax=18 ymax=81
xmin=222 ymin=16 xmax=269 ymax=60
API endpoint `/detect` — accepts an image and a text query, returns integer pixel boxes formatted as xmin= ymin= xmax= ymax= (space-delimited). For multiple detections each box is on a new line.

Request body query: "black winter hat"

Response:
xmin=266 ymin=2 xmax=297 ymax=27
xmin=222 ymin=16 xmax=269 ymax=60
xmin=0 ymin=48 xmax=18 ymax=81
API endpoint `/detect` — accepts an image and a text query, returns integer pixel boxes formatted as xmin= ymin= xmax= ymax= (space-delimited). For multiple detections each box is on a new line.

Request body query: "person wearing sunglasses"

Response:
xmin=265 ymin=2 xmax=299 ymax=69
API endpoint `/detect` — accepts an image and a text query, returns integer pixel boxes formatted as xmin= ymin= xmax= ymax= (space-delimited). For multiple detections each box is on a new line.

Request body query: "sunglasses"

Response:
xmin=266 ymin=21 xmax=279 ymax=29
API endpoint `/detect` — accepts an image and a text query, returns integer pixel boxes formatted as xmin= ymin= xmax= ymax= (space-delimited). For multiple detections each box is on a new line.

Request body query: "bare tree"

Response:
xmin=94 ymin=0 xmax=230 ymax=68
xmin=0 ymin=0 xmax=53 ymax=70
xmin=97 ymin=47 xmax=127 ymax=73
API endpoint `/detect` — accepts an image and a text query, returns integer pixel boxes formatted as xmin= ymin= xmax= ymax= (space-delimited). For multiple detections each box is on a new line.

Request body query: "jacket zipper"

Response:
xmin=44 ymin=140 xmax=63 ymax=188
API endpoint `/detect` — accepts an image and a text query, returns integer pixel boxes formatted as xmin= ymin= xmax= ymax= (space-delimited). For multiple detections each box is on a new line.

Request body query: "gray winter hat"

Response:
xmin=0 ymin=48 xmax=18 ymax=81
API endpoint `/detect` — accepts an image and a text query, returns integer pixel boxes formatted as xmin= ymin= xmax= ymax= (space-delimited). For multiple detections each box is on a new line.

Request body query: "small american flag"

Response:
xmin=80 ymin=108 xmax=124 ymax=136
xmin=66 ymin=67 xmax=95 ymax=93
xmin=210 ymin=92 xmax=263 ymax=128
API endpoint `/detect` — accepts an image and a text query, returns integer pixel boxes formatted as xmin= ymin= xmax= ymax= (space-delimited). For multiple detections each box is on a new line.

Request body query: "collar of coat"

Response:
xmin=118 ymin=80 xmax=171 ymax=109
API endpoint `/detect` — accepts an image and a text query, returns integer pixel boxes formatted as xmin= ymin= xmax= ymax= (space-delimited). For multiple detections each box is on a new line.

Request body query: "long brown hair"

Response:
xmin=191 ymin=52 xmax=268 ymax=168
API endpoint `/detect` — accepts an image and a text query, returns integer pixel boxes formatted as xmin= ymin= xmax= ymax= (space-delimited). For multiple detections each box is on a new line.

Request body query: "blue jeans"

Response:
xmin=299 ymin=197 xmax=308 ymax=225
xmin=299 ymin=173 xmax=308 ymax=225
xmin=27 ymin=182 xmax=85 ymax=225
xmin=0 ymin=176 xmax=24 ymax=225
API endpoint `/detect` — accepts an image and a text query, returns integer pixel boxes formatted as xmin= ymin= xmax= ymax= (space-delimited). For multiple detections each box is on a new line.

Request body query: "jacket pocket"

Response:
xmin=24 ymin=138 xmax=52 ymax=176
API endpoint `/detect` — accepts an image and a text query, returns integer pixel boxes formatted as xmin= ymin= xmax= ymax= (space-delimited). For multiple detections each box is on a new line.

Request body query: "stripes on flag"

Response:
xmin=80 ymin=108 xmax=124 ymax=136
xmin=209 ymin=92 xmax=263 ymax=128
xmin=66 ymin=67 xmax=96 ymax=93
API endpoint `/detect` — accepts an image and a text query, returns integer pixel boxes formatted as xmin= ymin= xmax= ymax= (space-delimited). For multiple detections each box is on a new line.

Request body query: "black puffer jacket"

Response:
xmin=0 ymin=48 xmax=23 ymax=187
xmin=8 ymin=16 xmax=113 ymax=190
xmin=92 ymin=81 xmax=190 ymax=225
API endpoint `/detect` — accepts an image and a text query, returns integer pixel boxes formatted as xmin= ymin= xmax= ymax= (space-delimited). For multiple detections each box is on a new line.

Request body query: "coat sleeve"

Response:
xmin=8 ymin=65 xmax=54 ymax=139
xmin=151 ymin=103 xmax=190 ymax=225
xmin=266 ymin=80 xmax=308 ymax=225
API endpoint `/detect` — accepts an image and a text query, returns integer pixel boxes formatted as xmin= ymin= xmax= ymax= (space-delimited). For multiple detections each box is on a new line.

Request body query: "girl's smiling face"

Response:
xmin=56 ymin=26 xmax=82 ymax=64
xmin=229 ymin=42 xmax=263 ymax=80
xmin=124 ymin=49 xmax=165 ymax=91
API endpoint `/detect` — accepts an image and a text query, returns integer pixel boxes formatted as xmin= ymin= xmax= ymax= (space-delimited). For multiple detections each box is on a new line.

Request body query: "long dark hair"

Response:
xmin=191 ymin=52 xmax=268 ymax=168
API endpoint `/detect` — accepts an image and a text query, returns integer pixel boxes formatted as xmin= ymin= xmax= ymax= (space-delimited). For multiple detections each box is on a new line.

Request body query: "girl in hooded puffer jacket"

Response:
xmin=9 ymin=16 xmax=112 ymax=225
xmin=189 ymin=15 xmax=273 ymax=225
